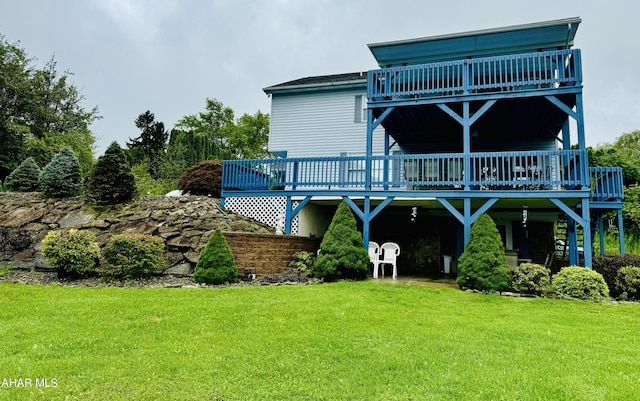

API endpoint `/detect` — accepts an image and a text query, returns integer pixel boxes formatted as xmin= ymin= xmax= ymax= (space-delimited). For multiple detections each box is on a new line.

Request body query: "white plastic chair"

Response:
xmin=368 ymin=241 xmax=381 ymax=278
xmin=380 ymin=242 xmax=400 ymax=279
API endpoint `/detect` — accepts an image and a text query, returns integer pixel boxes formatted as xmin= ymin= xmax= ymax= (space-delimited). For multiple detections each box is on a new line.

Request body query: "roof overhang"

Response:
xmin=263 ymin=79 xmax=366 ymax=95
xmin=368 ymin=17 xmax=581 ymax=67
xmin=263 ymin=72 xmax=368 ymax=95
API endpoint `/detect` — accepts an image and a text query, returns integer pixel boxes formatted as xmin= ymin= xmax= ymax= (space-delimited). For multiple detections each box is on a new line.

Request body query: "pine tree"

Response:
xmin=457 ymin=213 xmax=512 ymax=292
xmin=4 ymin=157 xmax=41 ymax=192
xmin=85 ymin=141 xmax=137 ymax=205
xmin=313 ymin=200 xmax=370 ymax=281
xmin=39 ymin=147 xmax=82 ymax=197
xmin=128 ymin=111 xmax=168 ymax=178
xmin=193 ymin=229 xmax=237 ymax=285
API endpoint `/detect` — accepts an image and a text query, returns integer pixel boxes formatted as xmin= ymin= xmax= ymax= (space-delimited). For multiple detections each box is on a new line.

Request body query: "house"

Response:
xmin=222 ymin=17 xmax=624 ymax=275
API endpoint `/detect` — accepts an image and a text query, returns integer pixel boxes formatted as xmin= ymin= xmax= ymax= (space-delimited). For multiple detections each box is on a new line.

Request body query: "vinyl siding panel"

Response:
xmin=268 ymin=89 xmax=385 ymax=158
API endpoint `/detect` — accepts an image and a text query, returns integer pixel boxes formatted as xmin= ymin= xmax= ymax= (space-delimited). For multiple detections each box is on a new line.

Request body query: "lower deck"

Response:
xmin=223 ymin=193 xmax=624 ymax=271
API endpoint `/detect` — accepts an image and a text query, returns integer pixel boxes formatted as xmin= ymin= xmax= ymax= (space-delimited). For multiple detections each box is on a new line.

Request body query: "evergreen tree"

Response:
xmin=39 ymin=147 xmax=82 ymax=197
xmin=313 ymin=201 xmax=370 ymax=281
xmin=85 ymin=141 xmax=137 ymax=205
xmin=193 ymin=229 xmax=237 ymax=285
xmin=4 ymin=157 xmax=41 ymax=192
xmin=457 ymin=213 xmax=512 ymax=292
xmin=127 ymin=111 xmax=168 ymax=178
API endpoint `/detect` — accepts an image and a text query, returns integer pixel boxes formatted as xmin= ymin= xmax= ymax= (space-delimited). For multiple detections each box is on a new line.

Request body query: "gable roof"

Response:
xmin=263 ymin=72 xmax=367 ymax=95
xmin=368 ymin=17 xmax=581 ymax=67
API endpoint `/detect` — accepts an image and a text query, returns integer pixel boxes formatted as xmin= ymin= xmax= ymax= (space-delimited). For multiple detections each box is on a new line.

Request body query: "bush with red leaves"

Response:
xmin=178 ymin=160 xmax=222 ymax=197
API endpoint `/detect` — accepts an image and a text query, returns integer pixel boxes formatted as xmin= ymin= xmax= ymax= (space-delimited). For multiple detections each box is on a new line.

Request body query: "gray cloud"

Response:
xmin=1 ymin=0 xmax=638 ymax=153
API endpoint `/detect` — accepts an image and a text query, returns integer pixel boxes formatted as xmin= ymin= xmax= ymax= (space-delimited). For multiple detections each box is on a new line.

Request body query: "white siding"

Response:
xmin=268 ymin=89 xmax=385 ymax=158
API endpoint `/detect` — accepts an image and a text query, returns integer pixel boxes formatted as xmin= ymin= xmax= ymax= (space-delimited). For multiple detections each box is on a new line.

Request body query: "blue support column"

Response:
xmin=575 ymin=93 xmax=586 ymax=151
xmin=567 ymin=217 xmax=577 ymax=266
xmin=365 ymin=108 xmax=374 ymax=191
xmin=599 ymin=215 xmax=605 ymax=257
xmin=383 ymin=130 xmax=390 ymax=190
xmin=463 ymin=102 xmax=471 ymax=190
xmin=581 ymin=198 xmax=592 ymax=268
xmin=618 ymin=209 xmax=626 ymax=254
xmin=363 ymin=196 xmax=371 ymax=248
xmin=284 ymin=196 xmax=293 ymax=234
xmin=463 ymin=198 xmax=472 ymax=245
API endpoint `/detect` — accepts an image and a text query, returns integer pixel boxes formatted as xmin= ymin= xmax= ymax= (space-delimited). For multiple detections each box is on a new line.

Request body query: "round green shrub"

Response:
xmin=194 ymin=229 xmax=237 ymax=285
xmin=100 ymin=234 xmax=166 ymax=279
xmin=39 ymin=147 xmax=83 ymax=197
xmin=313 ymin=201 xmax=370 ymax=281
xmin=288 ymin=251 xmax=316 ymax=277
xmin=4 ymin=157 xmax=41 ymax=192
xmin=85 ymin=141 xmax=137 ymax=205
xmin=552 ymin=266 xmax=609 ymax=301
xmin=457 ymin=214 xmax=511 ymax=292
xmin=593 ymin=254 xmax=640 ymax=298
xmin=512 ymin=263 xmax=551 ymax=295
xmin=614 ymin=266 xmax=640 ymax=300
xmin=41 ymin=229 xmax=100 ymax=276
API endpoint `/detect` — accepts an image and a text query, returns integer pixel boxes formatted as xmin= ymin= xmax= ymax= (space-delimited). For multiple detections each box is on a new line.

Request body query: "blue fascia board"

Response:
xmin=368 ymin=17 xmax=580 ymax=67
xmin=368 ymin=86 xmax=583 ymax=109
xmin=222 ymin=189 xmax=591 ymax=200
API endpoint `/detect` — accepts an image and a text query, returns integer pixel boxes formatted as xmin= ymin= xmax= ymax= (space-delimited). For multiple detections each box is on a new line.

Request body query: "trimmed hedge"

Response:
xmin=100 ymin=234 xmax=166 ymax=279
xmin=41 ymin=229 xmax=100 ymax=276
xmin=593 ymin=254 xmax=640 ymax=298
xmin=512 ymin=263 xmax=551 ymax=295
xmin=552 ymin=266 xmax=609 ymax=301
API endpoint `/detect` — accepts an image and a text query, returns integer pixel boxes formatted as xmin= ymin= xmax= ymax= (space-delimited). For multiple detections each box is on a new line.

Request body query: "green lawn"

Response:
xmin=1 ymin=281 xmax=639 ymax=401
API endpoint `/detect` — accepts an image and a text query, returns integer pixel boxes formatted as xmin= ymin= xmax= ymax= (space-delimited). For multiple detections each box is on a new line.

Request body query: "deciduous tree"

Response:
xmin=0 ymin=35 xmax=99 ymax=180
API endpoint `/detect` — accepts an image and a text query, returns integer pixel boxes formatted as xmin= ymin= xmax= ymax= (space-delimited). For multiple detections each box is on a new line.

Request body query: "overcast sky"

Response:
xmin=1 ymin=0 xmax=638 ymax=155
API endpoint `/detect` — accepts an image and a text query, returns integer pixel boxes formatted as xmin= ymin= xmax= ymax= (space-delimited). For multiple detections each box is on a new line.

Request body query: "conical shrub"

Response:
xmin=4 ymin=157 xmax=41 ymax=192
xmin=39 ymin=147 xmax=83 ymax=197
xmin=193 ymin=229 xmax=237 ymax=285
xmin=86 ymin=141 xmax=137 ymax=205
xmin=313 ymin=200 xmax=370 ymax=281
xmin=457 ymin=213 xmax=512 ymax=292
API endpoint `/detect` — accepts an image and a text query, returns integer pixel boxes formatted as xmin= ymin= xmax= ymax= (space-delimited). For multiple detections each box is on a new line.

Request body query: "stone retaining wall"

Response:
xmin=0 ymin=192 xmax=318 ymax=276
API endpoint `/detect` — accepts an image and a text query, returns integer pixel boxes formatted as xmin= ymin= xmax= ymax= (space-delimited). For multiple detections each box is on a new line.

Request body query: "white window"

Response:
xmin=354 ymin=95 xmax=367 ymax=123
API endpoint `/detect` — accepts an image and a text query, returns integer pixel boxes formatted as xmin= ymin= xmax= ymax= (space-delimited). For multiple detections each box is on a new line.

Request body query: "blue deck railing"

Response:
xmin=367 ymin=49 xmax=581 ymax=100
xmin=590 ymin=166 xmax=624 ymax=202
xmin=222 ymin=150 xmax=623 ymax=201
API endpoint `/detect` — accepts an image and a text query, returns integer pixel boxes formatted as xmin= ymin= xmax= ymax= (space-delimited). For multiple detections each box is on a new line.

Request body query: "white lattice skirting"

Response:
xmin=224 ymin=196 xmax=299 ymax=235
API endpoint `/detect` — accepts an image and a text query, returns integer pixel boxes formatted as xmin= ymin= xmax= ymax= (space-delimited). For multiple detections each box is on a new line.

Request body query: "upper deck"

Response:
xmin=367 ymin=48 xmax=581 ymax=104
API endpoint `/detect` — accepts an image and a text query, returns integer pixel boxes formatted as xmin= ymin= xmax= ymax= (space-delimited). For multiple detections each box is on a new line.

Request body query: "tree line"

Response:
xmin=2 ymin=32 xmax=640 ymax=239
xmin=0 ymin=34 xmax=269 ymax=193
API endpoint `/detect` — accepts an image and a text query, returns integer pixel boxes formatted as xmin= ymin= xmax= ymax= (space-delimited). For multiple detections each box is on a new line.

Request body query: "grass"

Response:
xmin=594 ymin=229 xmax=640 ymax=255
xmin=1 ymin=281 xmax=639 ymax=400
